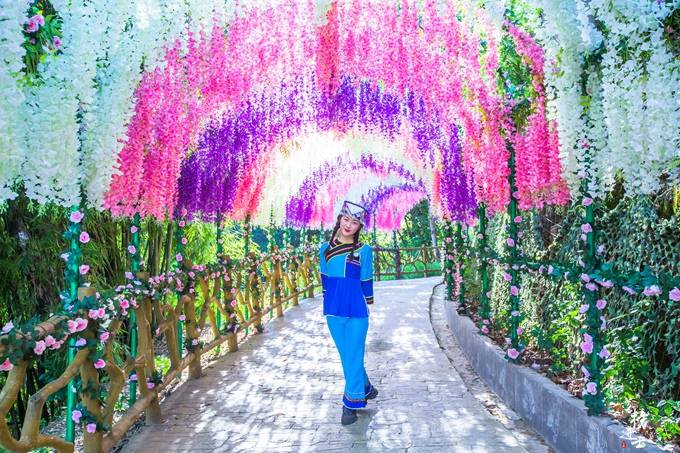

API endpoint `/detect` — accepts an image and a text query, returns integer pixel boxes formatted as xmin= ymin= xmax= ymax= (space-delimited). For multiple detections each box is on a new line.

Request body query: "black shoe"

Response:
xmin=341 ymin=406 xmax=358 ymax=425
xmin=366 ymin=386 xmax=379 ymax=400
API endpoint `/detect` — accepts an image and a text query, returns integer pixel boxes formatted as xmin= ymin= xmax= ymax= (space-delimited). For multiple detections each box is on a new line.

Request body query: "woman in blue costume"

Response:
xmin=319 ymin=200 xmax=378 ymax=426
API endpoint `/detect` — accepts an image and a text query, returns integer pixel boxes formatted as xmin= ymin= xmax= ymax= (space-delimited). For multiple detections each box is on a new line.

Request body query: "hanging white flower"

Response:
xmin=0 ymin=0 xmax=31 ymax=203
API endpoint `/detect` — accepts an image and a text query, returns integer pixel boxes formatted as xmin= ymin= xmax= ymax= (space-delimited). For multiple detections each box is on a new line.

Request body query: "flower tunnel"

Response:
xmin=96 ymin=0 xmax=569 ymax=230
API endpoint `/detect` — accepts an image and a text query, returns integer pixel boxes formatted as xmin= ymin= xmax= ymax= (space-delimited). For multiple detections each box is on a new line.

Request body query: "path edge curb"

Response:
xmin=443 ymin=298 xmax=665 ymax=453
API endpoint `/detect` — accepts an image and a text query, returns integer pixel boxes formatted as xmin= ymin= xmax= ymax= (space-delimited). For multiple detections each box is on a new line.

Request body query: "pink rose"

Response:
xmin=179 ymin=314 xmax=186 ymax=321
xmin=71 ymin=409 xmax=82 ymax=423
xmin=130 ymin=225 xmax=138 ymax=234
xmin=481 ymin=326 xmax=489 ymax=334
xmin=507 ymin=348 xmax=519 ymax=360
xmin=86 ymin=423 xmax=97 ymax=434
xmin=94 ymin=359 xmax=106 ymax=369
xmin=79 ymin=231 xmax=90 ymax=244
xmin=125 ymin=271 xmax=134 ymax=279
xmin=598 ymin=347 xmax=611 ymax=359
xmin=516 ymin=327 xmax=523 ymax=335
xmin=669 ymin=288 xmax=680 ymax=302
xmin=181 ymin=237 xmax=188 ymax=245
xmin=585 ymin=283 xmax=598 ymax=292
xmin=582 ymin=197 xmax=593 ymax=207
xmin=176 ymin=253 xmax=183 ymax=262
xmin=128 ymin=245 xmax=136 ymax=255
xmin=178 ymin=220 xmax=186 ymax=228
xmin=1 ymin=358 xmax=13 ymax=371
xmin=506 ymin=238 xmax=515 ymax=247
xmin=1 ymin=321 xmax=13 ymax=334
xmin=513 ymin=216 xmax=522 ymax=223
xmin=147 ymin=382 xmax=155 ymax=389
xmin=99 ymin=332 xmax=110 ymax=342
xmin=69 ymin=211 xmax=84 ymax=223
xmin=585 ymin=382 xmax=597 ymax=395
xmin=596 ymin=299 xmax=607 ymax=310
xmin=75 ymin=338 xmax=87 ymax=347
xmin=579 ymin=304 xmax=589 ymax=314
xmin=581 ymin=340 xmax=593 ymax=354
xmin=581 ymin=223 xmax=592 ymax=234
xmin=503 ymin=272 xmax=512 ymax=282
xmin=510 ymin=286 xmax=519 ymax=296
xmin=643 ymin=285 xmax=662 ymax=297
xmin=52 ymin=36 xmax=62 ymax=49
xmin=79 ymin=264 xmax=90 ymax=275
xmin=44 ymin=335 xmax=56 ymax=347
xmin=130 ymin=374 xmax=138 ymax=381
xmin=34 ymin=340 xmax=47 ymax=355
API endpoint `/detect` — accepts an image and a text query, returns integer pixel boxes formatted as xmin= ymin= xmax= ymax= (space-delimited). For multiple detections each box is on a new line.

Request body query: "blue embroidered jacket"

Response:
xmin=319 ymin=238 xmax=374 ymax=317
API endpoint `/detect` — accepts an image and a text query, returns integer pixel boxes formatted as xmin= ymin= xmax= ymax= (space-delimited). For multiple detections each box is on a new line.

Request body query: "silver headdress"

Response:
xmin=339 ymin=200 xmax=370 ymax=225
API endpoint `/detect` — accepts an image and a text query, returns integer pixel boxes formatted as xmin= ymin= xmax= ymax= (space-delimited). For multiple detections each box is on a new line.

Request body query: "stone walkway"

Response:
xmin=123 ymin=277 xmax=536 ymax=452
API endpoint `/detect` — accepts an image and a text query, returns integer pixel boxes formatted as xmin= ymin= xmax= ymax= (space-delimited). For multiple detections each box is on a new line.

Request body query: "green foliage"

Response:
xmin=472 ymin=191 xmax=680 ymax=443
xmin=21 ymin=1 xmax=61 ymax=80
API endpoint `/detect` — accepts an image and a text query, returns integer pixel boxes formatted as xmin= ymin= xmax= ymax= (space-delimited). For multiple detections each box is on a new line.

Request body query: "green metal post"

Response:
xmin=580 ymin=153 xmax=606 ymax=414
xmin=506 ymin=142 xmax=521 ymax=361
xmin=244 ymin=214 xmax=251 ymax=256
xmin=64 ymin=205 xmax=82 ymax=442
xmin=174 ymin=218 xmax=185 ymax=361
xmin=478 ymin=204 xmax=490 ymax=328
xmin=455 ymin=222 xmax=466 ymax=312
xmin=372 ymin=212 xmax=377 ymax=245
xmin=443 ymin=219 xmax=455 ymax=300
xmin=128 ymin=212 xmax=141 ymax=405
xmin=216 ymin=219 xmax=223 ymax=331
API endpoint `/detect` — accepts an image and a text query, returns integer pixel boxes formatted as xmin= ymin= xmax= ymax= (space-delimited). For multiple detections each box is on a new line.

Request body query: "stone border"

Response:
xmin=443 ymin=299 xmax=666 ymax=453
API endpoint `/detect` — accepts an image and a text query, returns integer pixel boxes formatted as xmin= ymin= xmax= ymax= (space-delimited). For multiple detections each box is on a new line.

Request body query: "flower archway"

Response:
xmin=98 ymin=0 xmax=568 ymax=226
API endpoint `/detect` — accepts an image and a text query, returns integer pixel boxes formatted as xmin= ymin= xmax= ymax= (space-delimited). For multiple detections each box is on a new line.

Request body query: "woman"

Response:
xmin=319 ymin=200 xmax=378 ymax=426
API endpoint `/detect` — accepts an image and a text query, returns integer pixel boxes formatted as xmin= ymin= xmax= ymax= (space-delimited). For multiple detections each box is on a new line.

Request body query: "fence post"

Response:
xmin=392 ymin=231 xmax=402 ymax=279
xmin=505 ymin=141 xmax=522 ymax=362
xmin=477 ymin=204 xmax=491 ymax=333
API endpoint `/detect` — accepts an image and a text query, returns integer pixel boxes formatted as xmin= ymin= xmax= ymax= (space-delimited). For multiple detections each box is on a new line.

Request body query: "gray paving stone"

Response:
xmin=122 ymin=277 xmax=534 ymax=453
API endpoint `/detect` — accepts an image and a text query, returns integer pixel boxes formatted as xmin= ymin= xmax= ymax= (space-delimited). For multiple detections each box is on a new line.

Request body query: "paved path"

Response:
xmin=123 ymin=277 xmax=533 ymax=452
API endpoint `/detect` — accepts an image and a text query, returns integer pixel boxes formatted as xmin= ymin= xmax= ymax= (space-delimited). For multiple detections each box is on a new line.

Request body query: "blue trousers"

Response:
xmin=326 ymin=315 xmax=374 ymax=409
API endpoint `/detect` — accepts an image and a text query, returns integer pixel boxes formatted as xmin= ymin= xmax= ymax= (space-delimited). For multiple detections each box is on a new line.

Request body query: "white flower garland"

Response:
xmin=22 ymin=0 xmax=106 ymax=207
xmin=528 ymin=0 xmax=679 ymax=198
xmin=81 ymin=3 xmax=145 ymax=210
xmin=0 ymin=0 xmax=31 ymax=203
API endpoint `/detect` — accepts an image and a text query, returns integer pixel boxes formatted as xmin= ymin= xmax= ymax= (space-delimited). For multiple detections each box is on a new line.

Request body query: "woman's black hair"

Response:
xmin=328 ymin=214 xmax=363 ymax=258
